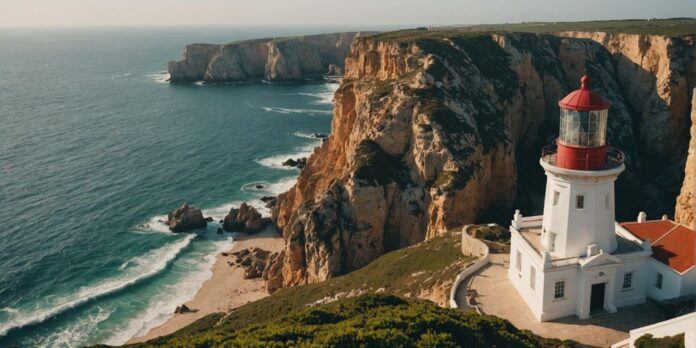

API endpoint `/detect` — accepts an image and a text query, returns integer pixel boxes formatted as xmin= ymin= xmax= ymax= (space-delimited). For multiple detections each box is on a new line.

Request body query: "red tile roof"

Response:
xmin=620 ymin=220 xmax=696 ymax=274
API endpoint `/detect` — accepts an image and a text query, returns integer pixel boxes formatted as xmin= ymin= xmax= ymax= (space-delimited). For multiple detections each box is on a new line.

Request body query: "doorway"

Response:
xmin=590 ymin=282 xmax=606 ymax=312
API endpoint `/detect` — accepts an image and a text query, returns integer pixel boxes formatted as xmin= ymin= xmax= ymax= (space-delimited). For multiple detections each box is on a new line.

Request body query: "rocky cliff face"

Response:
xmin=168 ymin=32 xmax=373 ymax=82
xmin=264 ymin=30 xmax=696 ymax=292
xmin=676 ymin=90 xmax=696 ymax=229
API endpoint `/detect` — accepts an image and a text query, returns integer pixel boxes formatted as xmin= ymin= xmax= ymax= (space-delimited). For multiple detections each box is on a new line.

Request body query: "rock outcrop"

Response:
xmin=168 ymin=32 xmax=375 ymax=83
xmin=676 ymin=90 xmax=696 ymax=229
xmin=265 ymin=30 xmax=695 ymax=292
xmin=222 ymin=203 xmax=270 ymax=234
xmin=226 ymin=247 xmax=275 ymax=279
xmin=166 ymin=203 xmax=207 ymax=233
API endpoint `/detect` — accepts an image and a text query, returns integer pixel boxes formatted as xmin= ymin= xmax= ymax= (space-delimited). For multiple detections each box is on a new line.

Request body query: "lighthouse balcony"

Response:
xmin=541 ymin=143 xmax=624 ymax=171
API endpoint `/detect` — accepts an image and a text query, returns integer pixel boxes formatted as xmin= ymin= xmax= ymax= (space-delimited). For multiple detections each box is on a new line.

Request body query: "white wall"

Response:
xmin=613 ymin=257 xmax=650 ymax=308
xmin=540 ymin=162 xmax=622 ymax=259
xmin=680 ymin=267 xmax=696 ymax=296
xmin=508 ymin=233 xmax=546 ymax=320
xmin=646 ymin=260 xmax=684 ymax=301
xmin=612 ymin=312 xmax=696 ymax=348
xmin=539 ymin=265 xmax=579 ymax=321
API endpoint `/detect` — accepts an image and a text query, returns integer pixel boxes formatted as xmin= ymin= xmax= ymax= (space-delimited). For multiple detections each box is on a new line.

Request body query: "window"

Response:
xmin=655 ymin=273 xmax=663 ymax=289
xmin=530 ymin=267 xmax=536 ymax=289
xmin=554 ymin=281 xmax=565 ymax=299
xmin=553 ymin=191 xmax=560 ymax=206
xmin=549 ymin=233 xmax=557 ymax=252
xmin=516 ymin=250 xmax=522 ymax=273
xmin=623 ymin=272 xmax=633 ymax=289
xmin=605 ymin=194 xmax=611 ymax=210
xmin=576 ymin=195 xmax=585 ymax=209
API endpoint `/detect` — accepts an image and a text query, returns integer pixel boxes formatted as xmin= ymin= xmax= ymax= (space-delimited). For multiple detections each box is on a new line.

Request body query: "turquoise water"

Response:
xmin=0 ymin=27 xmax=337 ymax=346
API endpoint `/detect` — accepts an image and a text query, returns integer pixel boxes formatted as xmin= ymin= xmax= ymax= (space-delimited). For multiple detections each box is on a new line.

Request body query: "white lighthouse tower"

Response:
xmin=539 ymin=75 xmax=624 ymax=259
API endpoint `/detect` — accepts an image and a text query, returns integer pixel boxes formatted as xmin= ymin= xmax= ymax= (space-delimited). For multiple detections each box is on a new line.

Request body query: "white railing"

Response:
xmin=511 ymin=210 xmax=543 ymax=230
xmin=449 ymin=226 xmax=491 ymax=310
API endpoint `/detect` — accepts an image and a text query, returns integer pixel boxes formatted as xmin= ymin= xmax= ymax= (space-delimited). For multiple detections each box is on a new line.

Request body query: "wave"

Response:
xmin=260 ymin=106 xmax=332 ymax=116
xmin=256 ymin=141 xmax=320 ymax=171
xmin=145 ymin=71 xmax=170 ymax=84
xmin=111 ymin=73 xmax=133 ymax=79
xmin=0 ymin=235 xmax=196 ymax=338
xmin=31 ymin=306 xmax=114 ymax=348
xmin=105 ymin=237 xmax=234 ymax=346
xmin=293 ymin=131 xmax=329 ymax=140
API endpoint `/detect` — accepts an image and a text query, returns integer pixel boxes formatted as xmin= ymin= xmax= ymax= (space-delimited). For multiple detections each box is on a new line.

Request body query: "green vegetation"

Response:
xmin=143 ymin=294 xmax=576 ymax=347
xmin=371 ymin=19 xmax=696 ymax=42
xmin=353 ymin=139 xmax=409 ymax=187
xmin=467 ymin=224 xmax=511 ymax=244
xmin=635 ymin=333 xmax=685 ymax=348
xmin=132 ymin=230 xmax=480 ymax=347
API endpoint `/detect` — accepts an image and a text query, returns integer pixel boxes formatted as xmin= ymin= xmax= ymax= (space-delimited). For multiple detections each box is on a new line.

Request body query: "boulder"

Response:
xmin=174 ymin=304 xmax=192 ymax=314
xmin=282 ymin=157 xmax=307 ymax=169
xmin=222 ymin=203 xmax=270 ymax=233
xmin=166 ymin=203 xmax=207 ymax=233
xmin=229 ymin=247 xmax=275 ymax=279
xmin=261 ymin=196 xmax=277 ymax=209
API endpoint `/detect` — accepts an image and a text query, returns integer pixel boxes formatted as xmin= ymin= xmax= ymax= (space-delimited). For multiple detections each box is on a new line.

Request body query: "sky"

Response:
xmin=1 ymin=0 xmax=695 ymax=28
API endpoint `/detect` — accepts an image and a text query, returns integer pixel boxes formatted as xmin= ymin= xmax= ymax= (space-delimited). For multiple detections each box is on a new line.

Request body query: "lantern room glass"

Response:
xmin=558 ymin=108 xmax=608 ymax=147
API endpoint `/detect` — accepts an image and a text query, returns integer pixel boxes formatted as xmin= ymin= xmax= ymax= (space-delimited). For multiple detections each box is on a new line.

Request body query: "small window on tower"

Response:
xmin=516 ymin=250 xmax=522 ymax=273
xmin=549 ymin=233 xmax=557 ymax=252
xmin=576 ymin=195 xmax=585 ymax=209
xmin=530 ymin=266 xmax=536 ymax=289
xmin=655 ymin=273 xmax=663 ymax=289
xmin=553 ymin=191 xmax=560 ymax=206
xmin=605 ymin=194 xmax=611 ymax=210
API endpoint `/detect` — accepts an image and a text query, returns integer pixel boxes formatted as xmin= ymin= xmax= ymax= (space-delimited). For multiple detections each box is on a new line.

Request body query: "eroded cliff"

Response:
xmin=168 ymin=32 xmax=373 ymax=82
xmin=676 ymin=90 xmax=696 ymax=229
xmin=262 ymin=29 xmax=696 ymax=292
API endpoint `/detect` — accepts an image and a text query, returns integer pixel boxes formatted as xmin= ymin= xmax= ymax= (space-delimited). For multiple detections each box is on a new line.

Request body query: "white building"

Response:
xmin=611 ymin=312 xmax=696 ymax=348
xmin=507 ymin=76 xmax=696 ymax=321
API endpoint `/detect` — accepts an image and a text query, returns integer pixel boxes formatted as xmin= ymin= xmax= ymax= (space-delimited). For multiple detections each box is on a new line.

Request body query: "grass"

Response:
xmin=141 ymin=294 xmax=578 ymax=347
xmin=130 ymin=229 xmax=476 ymax=346
xmin=371 ymin=19 xmax=696 ymax=42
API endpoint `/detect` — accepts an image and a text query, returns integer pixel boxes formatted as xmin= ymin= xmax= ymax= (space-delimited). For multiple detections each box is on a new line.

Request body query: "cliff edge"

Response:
xmin=676 ymin=90 xmax=696 ymax=229
xmin=168 ymin=32 xmax=374 ymax=82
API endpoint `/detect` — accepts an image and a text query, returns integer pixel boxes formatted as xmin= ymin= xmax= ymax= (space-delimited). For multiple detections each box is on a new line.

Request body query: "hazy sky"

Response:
xmin=1 ymin=0 xmax=695 ymax=28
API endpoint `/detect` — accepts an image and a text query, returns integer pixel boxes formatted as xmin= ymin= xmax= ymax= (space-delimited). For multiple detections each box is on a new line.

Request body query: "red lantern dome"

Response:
xmin=558 ymin=75 xmax=611 ymax=111
xmin=554 ymin=75 xmax=611 ymax=170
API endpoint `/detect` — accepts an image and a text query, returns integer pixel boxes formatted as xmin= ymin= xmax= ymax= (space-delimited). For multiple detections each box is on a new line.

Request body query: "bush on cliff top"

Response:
xmin=139 ymin=294 xmax=576 ymax=347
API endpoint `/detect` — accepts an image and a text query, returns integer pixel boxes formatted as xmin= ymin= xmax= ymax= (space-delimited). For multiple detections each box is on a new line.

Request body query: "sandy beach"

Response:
xmin=128 ymin=229 xmax=285 ymax=344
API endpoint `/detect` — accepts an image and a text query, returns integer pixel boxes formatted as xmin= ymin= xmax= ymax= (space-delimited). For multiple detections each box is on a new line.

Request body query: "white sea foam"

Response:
xmin=32 ymin=306 xmax=114 ymax=348
xmin=132 ymin=214 xmax=172 ymax=234
xmin=256 ymin=140 xmax=321 ymax=170
xmin=293 ymin=131 xmax=330 ymax=140
xmin=0 ymin=307 xmax=19 ymax=315
xmin=145 ymin=71 xmax=170 ymax=84
xmin=261 ymin=106 xmax=332 ymax=115
xmin=105 ymin=237 xmax=235 ymax=346
xmin=0 ymin=235 xmax=196 ymax=338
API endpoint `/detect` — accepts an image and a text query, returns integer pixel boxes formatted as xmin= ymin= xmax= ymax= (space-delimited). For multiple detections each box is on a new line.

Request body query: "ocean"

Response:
xmin=0 ymin=27 xmax=340 ymax=347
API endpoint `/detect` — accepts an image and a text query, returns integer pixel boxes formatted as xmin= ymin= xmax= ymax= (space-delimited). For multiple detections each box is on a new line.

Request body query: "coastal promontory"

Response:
xmin=168 ymin=32 xmax=375 ymax=83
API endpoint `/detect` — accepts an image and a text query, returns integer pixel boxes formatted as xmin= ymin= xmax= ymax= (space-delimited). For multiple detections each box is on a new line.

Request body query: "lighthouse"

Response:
xmin=506 ymin=75 xmax=678 ymax=322
xmin=538 ymin=75 xmax=625 ymax=259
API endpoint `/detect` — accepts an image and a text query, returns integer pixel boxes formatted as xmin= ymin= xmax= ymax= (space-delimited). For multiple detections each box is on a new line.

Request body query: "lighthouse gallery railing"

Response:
xmin=541 ymin=144 xmax=625 ymax=170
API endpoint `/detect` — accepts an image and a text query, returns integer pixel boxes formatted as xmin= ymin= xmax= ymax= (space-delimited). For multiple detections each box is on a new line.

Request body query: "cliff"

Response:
xmin=168 ymin=32 xmax=374 ymax=82
xmin=264 ymin=29 xmax=696 ymax=292
xmin=676 ymin=90 xmax=696 ymax=229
